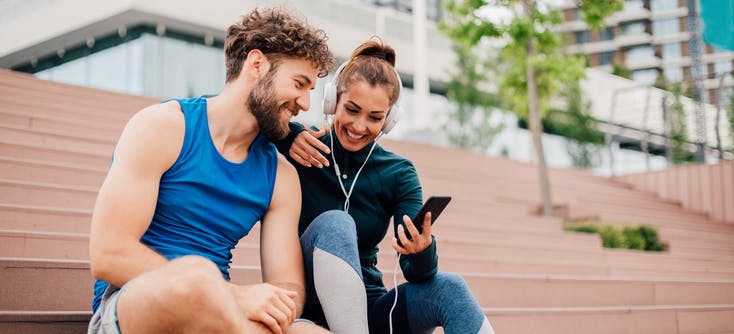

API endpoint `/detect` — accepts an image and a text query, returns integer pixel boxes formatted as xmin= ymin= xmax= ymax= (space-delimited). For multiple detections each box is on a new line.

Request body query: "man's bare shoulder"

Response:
xmin=130 ymin=100 xmax=185 ymax=128
xmin=114 ymin=101 xmax=186 ymax=172
xmin=270 ymin=153 xmax=300 ymax=204
xmin=276 ymin=153 xmax=297 ymax=176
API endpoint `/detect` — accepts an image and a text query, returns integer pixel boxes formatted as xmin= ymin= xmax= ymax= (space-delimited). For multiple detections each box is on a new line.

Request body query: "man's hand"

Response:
xmin=229 ymin=282 xmax=298 ymax=334
xmin=392 ymin=212 xmax=433 ymax=255
xmin=289 ymin=128 xmax=330 ymax=168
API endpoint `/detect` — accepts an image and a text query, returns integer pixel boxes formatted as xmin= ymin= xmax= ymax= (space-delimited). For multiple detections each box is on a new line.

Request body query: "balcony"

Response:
xmin=626 ymin=56 xmax=662 ymax=70
xmin=615 ymin=32 xmax=653 ymax=47
xmin=577 ymin=40 xmax=618 ymax=54
xmin=608 ymin=8 xmax=651 ymax=24
xmin=557 ymin=20 xmax=587 ymax=33
xmin=652 ymin=31 xmax=690 ymax=45
xmin=650 ymin=6 xmax=688 ymax=20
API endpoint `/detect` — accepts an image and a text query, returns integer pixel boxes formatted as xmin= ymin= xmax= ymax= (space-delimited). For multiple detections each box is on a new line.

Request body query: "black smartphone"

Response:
xmin=397 ymin=196 xmax=452 ymax=246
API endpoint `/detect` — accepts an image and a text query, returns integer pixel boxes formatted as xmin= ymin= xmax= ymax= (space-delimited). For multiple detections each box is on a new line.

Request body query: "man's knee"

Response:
xmin=165 ymin=256 xmax=224 ymax=303
xmin=288 ymin=321 xmax=331 ymax=334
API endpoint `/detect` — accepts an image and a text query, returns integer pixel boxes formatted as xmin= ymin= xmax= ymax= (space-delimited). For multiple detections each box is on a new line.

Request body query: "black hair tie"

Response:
xmin=371 ymin=51 xmax=387 ymax=60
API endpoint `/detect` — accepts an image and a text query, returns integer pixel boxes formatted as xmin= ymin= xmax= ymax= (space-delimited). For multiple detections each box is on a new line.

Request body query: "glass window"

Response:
xmin=427 ymin=0 xmax=442 ymax=21
xmin=664 ymin=67 xmax=683 ymax=82
xmin=632 ymin=69 xmax=658 ymax=85
xmin=42 ymin=57 xmax=88 ymax=87
xmin=88 ymin=43 xmax=132 ymax=93
xmin=662 ymin=42 xmax=682 ymax=59
xmin=35 ymin=31 xmax=225 ymax=98
xmin=627 ymin=45 xmax=655 ymax=62
xmin=715 ymin=60 xmax=733 ymax=75
xmin=652 ymin=18 xmax=679 ymax=36
xmin=651 ymin=0 xmax=678 ymax=12
xmin=575 ymin=30 xmax=590 ymax=43
xmin=600 ymin=51 xmax=615 ymax=65
xmin=621 ymin=21 xmax=646 ymax=35
xmin=599 ymin=27 xmax=614 ymax=41
xmin=623 ymin=0 xmax=645 ymax=12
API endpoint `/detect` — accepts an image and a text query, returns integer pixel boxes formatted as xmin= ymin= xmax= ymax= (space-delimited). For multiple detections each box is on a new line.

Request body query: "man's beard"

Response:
xmin=248 ymin=70 xmax=293 ymax=141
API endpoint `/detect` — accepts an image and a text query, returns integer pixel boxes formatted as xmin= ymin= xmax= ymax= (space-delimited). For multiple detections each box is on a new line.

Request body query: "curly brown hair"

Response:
xmin=224 ymin=7 xmax=334 ymax=82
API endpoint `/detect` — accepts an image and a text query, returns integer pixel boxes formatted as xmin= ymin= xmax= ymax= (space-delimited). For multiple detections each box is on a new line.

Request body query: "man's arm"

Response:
xmin=259 ymin=154 xmax=305 ymax=314
xmin=89 ymin=102 xmax=184 ymax=286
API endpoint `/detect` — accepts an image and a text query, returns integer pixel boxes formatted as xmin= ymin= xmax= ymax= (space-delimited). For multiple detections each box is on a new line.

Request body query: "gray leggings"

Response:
xmin=300 ymin=210 xmax=488 ymax=334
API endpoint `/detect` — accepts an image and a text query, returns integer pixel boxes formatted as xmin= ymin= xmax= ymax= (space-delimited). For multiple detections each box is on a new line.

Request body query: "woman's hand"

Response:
xmin=289 ymin=128 xmax=331 ymax=168
xmin=392 ymin=212 xmax=432 ymax=255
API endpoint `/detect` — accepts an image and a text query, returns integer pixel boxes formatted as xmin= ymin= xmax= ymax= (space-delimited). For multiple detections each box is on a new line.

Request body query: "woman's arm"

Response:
xmin=273 ymin=122 xmax=331 ymax=168
xmin=390 ymin=161 xmax=438 ymax=282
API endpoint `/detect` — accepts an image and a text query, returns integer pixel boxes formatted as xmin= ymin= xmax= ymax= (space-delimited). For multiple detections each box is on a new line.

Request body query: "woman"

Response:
xmin=274 ymin=37 xmax=495 ymax=334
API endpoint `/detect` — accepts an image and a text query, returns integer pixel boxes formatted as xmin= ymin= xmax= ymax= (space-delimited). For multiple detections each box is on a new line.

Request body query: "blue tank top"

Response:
xmin=92 ymin=96 xmax=278 ymax=311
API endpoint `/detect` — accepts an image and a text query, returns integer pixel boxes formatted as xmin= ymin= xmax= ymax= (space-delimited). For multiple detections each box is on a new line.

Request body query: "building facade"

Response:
xmin=558 ymin=0 xmax=734 ymax=104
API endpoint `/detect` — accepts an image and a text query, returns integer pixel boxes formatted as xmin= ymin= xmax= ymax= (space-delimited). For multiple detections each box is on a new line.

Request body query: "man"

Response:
xmin=88 ymin=7 xmax=333 ymax=334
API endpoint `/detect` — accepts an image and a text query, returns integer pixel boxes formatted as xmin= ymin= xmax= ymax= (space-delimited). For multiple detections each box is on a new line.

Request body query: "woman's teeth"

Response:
xmin=346 ymin=129 xmax=363 ymax=140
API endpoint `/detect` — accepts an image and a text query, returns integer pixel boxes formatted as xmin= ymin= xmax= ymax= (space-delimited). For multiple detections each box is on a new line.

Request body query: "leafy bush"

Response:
xmin=599 ymin=225 xmax=626 ymax=248
xmin=565 ymin=222 xmax=665 ymax=252
xmin=622 ymin=226 xmax=645 ymax=250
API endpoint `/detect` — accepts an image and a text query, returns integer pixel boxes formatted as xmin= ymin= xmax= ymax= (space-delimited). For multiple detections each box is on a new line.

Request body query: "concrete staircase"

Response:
xmin=1 ymin=69 xmax=733 ymax=333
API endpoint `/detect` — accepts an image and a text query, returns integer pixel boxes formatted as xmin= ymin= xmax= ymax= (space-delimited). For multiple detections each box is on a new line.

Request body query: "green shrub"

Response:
xmin=638 ymin=225 xmax=666 ymax=251
xmin=564 ymin=222 xmax=665 ymax=252
xmin=622 ymin=226 xmax=645 ymax=250
xmin=563 ymin=224 xmax=598 ymax=233
xmin=599 ymin=225 xmax=627 ymax=248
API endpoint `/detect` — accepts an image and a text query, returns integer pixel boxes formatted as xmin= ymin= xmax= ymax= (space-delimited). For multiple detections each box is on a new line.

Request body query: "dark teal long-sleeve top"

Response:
xmin=275 ymin=122 xmax=438 ymax=302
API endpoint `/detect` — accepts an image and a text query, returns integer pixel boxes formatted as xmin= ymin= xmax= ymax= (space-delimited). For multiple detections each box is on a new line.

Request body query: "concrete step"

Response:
xmin=0 ymin=230 xmax=89 ymax=260
xmin=6 ymin=258 xmax=734 ymax=311
xmin=0 ymin=311 xmax=91 ymax=334
xmin=487 ymin=304 xmax=734 ymax=334
xmin=0 ymin=124 xmax=114 ymax=155
xmin=0 ymin=258 xmax=92 ymax=311
xmin=0 ymin=95 xmax=132 ymax=126
xmin=0 ymin=109 xmax=123 ymax=141
xmin=5 ymin=228 xmax=733 ymax=281
xmin=0 ymin=70 xmax=155 ymax=107
xmin=0 ymin=179 xmax=97 ymax=209
xmin=0 ymin=84 xmax=143 ymax=117
xmin=0 ymin=156 xmax=106 ymax=188
xmin=0 ymin=140 xmax=110 ymax=166
xmin=0 ymin=204 xmax=91 ymax=233
xmin=3 ymin=305 xmax=733 ymax=334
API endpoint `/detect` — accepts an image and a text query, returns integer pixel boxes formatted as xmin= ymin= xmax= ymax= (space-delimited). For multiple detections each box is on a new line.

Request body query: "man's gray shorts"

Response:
xmin=87 ymin=285 xmax=123 ymax=334
xmin=85 ymin=283 xmax=316 ymax=333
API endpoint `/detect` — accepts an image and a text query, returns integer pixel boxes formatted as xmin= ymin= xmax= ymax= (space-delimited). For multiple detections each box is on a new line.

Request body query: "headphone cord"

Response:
xmin=327 ymin=117 xmax=382 ymax=213
xmin=389 ymin=253 xmax=401 ymax=334
xmin=324 ymin=117 xmax=397 ymax=330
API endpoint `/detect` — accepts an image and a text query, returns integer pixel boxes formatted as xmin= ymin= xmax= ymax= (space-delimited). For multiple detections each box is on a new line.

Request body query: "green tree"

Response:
xmin=441 ymin=0 xmax=622 ymax=216
xmin=545 ymin=83 xmax=604 ymax=168
xmin=667 ymin=83 xmax=696 ymax=164
xmin=611 ymin=61 xmax=632 ymax=79
xmin=442 ymin=43 xmax=504 ymax=151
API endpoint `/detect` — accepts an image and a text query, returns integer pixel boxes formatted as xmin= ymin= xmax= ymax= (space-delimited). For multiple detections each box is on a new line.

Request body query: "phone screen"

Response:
xmin=412 ymin=196 xmax=452 ymax=233
xmin=397 ymin=196 xmax=452 ymax=246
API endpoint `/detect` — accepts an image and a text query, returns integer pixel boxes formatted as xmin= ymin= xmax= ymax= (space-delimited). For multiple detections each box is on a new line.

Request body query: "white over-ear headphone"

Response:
xmin=322 ymin=61 xmax=403 ymax=134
